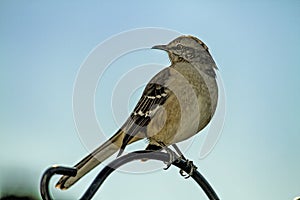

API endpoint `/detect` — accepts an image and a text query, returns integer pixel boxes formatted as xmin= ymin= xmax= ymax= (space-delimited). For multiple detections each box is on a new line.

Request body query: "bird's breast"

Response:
xmin=146 ymin=63 xmax=218 ymax=145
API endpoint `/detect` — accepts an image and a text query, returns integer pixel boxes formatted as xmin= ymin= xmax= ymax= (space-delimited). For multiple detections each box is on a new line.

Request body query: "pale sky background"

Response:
xmin=1 ymin=1 xmax=300 ymax=199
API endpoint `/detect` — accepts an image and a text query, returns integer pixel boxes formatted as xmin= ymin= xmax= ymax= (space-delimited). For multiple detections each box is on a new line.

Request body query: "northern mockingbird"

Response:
xmin=56 ymin=35 xmax=218 ymax=189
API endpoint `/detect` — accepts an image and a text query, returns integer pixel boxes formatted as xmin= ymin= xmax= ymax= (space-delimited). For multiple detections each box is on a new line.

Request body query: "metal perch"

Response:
xmin=40 ymin=150 xmax=219 ymax=200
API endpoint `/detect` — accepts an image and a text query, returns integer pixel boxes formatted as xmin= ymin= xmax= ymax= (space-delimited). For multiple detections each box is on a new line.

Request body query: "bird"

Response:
xmin=56 ymin=35 xmax=219 ymax=190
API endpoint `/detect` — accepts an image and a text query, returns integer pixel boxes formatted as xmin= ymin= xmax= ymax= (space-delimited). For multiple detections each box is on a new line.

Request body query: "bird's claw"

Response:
xmin=163 ymin=148 xmax=178 ymax=170
xmin=179 ymin=160 xmax=197 ymax=179
xmin=164 ymin=163 xmax=172 ymax=170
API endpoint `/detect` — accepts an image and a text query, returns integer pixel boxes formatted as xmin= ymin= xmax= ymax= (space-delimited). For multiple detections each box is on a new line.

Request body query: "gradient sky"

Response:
xmin=1 ymin=1 xmax=300 ymax=199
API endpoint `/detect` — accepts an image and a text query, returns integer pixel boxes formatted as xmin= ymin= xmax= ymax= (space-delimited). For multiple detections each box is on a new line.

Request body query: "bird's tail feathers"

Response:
xmin=56 ymin=129 xmax=125 ymax=190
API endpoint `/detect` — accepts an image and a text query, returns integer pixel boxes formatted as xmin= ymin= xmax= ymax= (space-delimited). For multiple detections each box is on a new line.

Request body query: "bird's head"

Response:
xmin=152 ymin=35 xmax=217 ymax=76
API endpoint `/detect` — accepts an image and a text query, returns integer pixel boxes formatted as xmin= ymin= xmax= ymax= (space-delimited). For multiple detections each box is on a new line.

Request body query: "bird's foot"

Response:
xmin=163 ymin=147 xmax=178 ymax=170
xmin=179 ymin=160 xmax=198 ymax=179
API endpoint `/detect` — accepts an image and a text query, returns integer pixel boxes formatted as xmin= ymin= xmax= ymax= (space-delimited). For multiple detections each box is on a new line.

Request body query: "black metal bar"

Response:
xmin=40 ymin=151 xmax=219 ymax=200
xmin=173 ymin=157 xmax=219 ymax=200
xmin=80 ymin=151 xmax=219 ymax=200
xmin=40 ymin=166 xmax=77 ymax=200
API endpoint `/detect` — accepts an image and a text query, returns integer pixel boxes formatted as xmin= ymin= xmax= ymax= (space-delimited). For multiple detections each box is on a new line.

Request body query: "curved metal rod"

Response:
xmin=40 ymin=150 xmax=219 ymax=200
xmin=40 ymin=166 xmax=77 ymax=200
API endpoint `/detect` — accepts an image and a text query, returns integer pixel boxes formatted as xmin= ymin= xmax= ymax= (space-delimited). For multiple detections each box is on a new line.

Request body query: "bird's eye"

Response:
xmin=176 ymin=44 xmax=183 ymax=50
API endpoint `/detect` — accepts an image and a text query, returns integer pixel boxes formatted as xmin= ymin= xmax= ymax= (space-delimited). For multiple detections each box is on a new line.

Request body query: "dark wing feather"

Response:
xmin=117 ymin=83 xmax=169 ymax=156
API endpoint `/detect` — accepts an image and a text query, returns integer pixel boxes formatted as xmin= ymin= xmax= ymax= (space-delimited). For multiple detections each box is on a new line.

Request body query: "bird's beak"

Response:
xmin=151 ymin=44 xmax=168 ymax=51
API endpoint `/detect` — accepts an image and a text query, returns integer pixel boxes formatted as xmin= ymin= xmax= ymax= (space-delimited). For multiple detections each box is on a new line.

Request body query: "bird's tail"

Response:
xmin=55 ymin=129 xmax=140 ymax=190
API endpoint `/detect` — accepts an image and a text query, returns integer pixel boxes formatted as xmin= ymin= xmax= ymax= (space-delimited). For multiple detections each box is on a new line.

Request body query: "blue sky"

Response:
xmin=1 ymin=1 xmax=300 ymax=199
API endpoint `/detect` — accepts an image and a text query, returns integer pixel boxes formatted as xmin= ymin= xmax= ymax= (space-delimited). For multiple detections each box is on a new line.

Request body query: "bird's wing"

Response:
xmin=117 ymin=82 xmax=170 ymax=156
